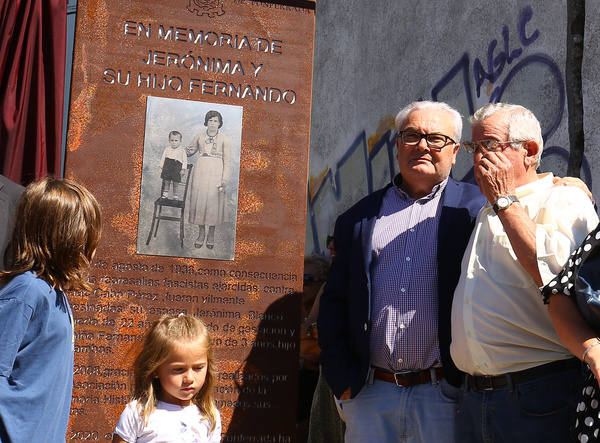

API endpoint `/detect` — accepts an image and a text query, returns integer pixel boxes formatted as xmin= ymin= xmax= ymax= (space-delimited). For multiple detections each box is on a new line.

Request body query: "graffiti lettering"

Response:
xmin=473 ymin=5 xmax=539 ymax=99
xmin=305 ymin=5 xmax=591 ymax=256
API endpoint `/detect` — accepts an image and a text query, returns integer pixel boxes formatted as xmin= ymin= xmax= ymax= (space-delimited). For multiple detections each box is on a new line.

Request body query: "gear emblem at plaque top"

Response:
xmin=187 ymin=0 xmax=225 ymax=17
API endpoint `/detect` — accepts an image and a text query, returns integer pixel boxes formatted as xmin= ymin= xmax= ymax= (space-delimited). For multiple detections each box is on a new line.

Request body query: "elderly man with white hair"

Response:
xmin=318 ymin=100 xmax=485 ymax=443
xmin=450 ymin=103 xmax=599 ymax=442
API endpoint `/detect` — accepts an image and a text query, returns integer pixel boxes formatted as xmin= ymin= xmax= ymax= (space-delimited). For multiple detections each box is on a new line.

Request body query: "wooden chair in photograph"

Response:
xmin=146 ymin=163 xmax=193 ymax=247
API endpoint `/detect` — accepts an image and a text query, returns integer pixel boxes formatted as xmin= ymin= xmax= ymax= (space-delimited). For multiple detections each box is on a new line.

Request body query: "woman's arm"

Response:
xmin=186 ymin=134 xmax=200 ymax=156
xmin=221 ymin=133 xmax=232 ymax=184
xmin=548 ymin=293 xmax=600 ymax=380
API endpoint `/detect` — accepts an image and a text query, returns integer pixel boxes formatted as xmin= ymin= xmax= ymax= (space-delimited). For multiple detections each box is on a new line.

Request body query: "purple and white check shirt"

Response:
xmin=369 ymin=178 xmax=447 ymax=372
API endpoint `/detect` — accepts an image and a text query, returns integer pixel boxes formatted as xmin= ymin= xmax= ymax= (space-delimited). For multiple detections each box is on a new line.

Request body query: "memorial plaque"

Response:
xmin=64 ymin=1 xmax=316 ymax=441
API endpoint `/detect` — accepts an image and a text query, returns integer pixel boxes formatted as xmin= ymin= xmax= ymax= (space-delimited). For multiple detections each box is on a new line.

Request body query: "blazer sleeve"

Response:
xmin=317 ymin=213 xmax=364 ymax=398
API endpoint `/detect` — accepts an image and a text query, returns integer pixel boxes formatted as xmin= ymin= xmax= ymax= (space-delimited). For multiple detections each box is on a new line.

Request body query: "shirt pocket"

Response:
xmin=483 ymin=232 xmax=533 ymax=289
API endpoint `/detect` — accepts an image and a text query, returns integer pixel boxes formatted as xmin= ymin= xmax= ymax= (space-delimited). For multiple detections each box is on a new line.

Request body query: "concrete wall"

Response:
xmin=305 ymin=1 xmax=593 ymax=255
xmin=583 ymin=1 xmax=600 ymax=203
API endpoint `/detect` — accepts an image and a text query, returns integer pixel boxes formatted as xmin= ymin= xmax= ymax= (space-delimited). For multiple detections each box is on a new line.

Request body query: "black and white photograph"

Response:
xmin=136 ymin=96 xmax=243 ymax=260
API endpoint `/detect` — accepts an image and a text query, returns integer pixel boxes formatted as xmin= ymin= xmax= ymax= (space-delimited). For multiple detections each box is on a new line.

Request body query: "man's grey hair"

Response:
xmin=470 ymin=103 xmax=544 ymax=168
xmin=394 ymin=100 xmax=463 ymax=142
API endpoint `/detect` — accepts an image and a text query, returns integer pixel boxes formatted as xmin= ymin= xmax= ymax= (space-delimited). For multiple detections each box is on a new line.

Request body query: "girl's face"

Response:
xmin=155 ymin=341 xmax=208 ymax=407
xmin=207 ymin=116 xmax=220 ymax=131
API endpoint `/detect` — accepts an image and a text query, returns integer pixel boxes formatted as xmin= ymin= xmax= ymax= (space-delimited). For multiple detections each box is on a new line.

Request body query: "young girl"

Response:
xmin=113 ymin=314 xmax=221 ymax=443
xmin=0 ymin=177 xmax=102 ymax=442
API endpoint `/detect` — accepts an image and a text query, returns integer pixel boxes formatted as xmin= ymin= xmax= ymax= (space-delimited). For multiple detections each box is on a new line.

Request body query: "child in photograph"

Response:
xmin=159 ymin=130 xmax=187 ymax=200
xmin=112 ymin=314 xmax=221 ymax=443
xmin=0 ymin=177 xmax=102 ymax=442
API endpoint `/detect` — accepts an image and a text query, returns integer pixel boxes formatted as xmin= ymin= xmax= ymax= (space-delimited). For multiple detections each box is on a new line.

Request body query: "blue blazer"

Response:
xmin=318 ymin=176 xmax=485 ymax=398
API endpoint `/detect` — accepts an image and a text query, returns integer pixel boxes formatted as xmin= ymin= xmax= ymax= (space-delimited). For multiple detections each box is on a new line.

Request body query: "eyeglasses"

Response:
xmin=462 ymin=140 xmax=524 ymax=153
xmin=396 ymin=131 xmax=456 ymax=150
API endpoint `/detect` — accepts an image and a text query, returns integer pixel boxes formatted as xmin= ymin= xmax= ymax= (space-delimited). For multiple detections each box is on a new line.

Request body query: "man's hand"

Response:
xmin=553 ymin=176 xmax=594 ymax=204
xmin=474 ymin=151 xmax=516 ymax=204
xmin=474 ymin=149 xmax=541 ymax=284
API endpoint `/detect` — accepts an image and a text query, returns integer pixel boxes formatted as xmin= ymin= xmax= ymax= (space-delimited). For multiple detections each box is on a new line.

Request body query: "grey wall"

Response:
xmin=306 ymin=1 xmax=593 ymax=255
xmin=583 ymin=1 xmax=600 ymax=204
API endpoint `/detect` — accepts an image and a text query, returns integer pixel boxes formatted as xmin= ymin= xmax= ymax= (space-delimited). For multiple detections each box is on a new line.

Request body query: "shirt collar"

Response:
xmin=392 ymin=173 xmax=449 ymax=201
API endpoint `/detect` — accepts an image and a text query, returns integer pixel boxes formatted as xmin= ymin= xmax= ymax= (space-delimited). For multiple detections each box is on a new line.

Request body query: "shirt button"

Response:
xmin=364 ymin=323 xmax=368 ymax=331
xmin=398 ymin=358 xmax=403 ymax=363
xmin=399 ymin=324 xmax=406 ymax=329
xmin=400 ymin=288 xmax=406 ymax=293
xmin=405 ymin=257 xmax=411 ymax=262
xmin=410 ymin=228 xmax=415 ymax=233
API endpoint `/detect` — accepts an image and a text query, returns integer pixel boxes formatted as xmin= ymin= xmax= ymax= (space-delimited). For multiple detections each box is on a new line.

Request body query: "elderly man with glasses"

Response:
xmin=450 ymin=102 xmax=598 ymax=442
xmin=318 ymin=100 xmax=486 ymax=442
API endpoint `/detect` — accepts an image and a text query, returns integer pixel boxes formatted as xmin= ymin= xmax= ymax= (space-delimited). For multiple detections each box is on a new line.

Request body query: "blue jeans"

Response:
xmin=340 ymin=374 xmax=459 ymax=443
xmin=456 ymin=367 xmax=581 ymax=443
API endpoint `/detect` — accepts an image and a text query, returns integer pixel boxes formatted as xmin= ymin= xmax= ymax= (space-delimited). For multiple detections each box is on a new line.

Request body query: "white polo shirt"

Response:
xmin=451 ymin=173 xmax=599 ymax=375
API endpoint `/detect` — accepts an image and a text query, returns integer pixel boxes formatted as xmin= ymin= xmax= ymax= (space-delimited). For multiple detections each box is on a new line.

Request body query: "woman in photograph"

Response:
xmin=186 ymin=110 xmax=231 ymax=250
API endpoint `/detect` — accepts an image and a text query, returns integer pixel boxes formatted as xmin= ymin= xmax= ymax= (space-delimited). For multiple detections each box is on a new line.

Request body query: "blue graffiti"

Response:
xmin=306 ymin=5 xmax=592 ymax=255
xmin=473 ymin=5 xmax=539 ymax=99
xmin=307 ymin=130 xmax=396 ymax=255
xmin=430 ymin=4 xmax=591 ymax=187
xmin=492 ymin=53 xmax=564 ymax=140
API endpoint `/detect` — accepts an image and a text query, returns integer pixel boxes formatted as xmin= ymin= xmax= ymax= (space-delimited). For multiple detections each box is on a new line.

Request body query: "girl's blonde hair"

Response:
xmin=1 ymin=176 xmax=102 ymax=290
xmin=133 ymin=314 xmax=218 ymax=431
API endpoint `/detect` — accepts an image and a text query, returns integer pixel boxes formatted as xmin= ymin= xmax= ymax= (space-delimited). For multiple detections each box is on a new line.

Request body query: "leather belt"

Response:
xmin=373 ymin=367 xmax=444 ymax=387
xmin=466 ymin=358 xmax=579 ymax=391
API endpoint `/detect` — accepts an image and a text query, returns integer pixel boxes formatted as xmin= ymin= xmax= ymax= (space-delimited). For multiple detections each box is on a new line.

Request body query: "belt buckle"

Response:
xmin=393 ymin=373 xmax=406 ymax=387
xmin=477 ymin=376 xmax=494 ymax=391
xmin=393 ymin=370 xmax=413 ymax=387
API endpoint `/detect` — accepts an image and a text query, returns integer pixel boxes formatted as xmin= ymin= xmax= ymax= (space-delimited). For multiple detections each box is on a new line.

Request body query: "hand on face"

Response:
xmin=470 ymin=111 xmax=526 ymax=203
xmin=474 ymin=149 xmax=516 ymax=204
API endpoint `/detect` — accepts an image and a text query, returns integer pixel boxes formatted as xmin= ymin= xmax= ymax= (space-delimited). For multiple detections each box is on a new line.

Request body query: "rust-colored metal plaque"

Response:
xmin=65 ymin=1 xmax=315 ymax=441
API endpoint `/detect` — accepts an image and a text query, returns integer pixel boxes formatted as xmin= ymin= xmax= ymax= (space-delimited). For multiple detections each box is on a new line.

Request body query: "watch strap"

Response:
xmin=493 ymin=194 xmax=518 ymax=214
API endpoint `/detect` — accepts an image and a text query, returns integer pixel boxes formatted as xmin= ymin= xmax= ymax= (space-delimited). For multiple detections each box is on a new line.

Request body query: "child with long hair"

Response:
xmin=113 ymin=314 xmax=221 ymax=442
xmin=0 ymin=177 xmax=102 ymax=442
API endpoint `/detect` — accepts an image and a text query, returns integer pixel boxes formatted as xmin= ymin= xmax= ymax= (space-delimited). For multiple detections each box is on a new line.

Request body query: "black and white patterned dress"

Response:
xmin=543 ymin=223 xmax=600 ymax=443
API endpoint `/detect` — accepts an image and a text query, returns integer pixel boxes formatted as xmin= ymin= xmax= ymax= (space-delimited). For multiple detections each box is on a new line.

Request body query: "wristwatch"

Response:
xmin=493 ymin=195 xmax=518 ymax=214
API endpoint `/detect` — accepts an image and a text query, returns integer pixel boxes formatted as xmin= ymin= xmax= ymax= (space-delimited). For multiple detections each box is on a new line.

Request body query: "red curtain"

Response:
xmin=0 ymin=0 xmax=66 ymax=185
